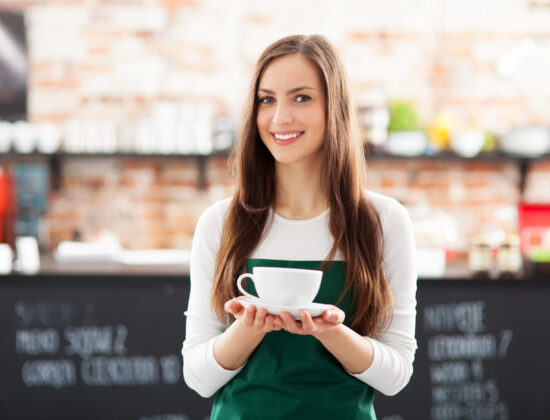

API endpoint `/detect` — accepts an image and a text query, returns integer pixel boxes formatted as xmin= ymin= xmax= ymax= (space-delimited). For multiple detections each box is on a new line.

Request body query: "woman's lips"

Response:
xmin=271 ymin=131 xmax=304 ymax=145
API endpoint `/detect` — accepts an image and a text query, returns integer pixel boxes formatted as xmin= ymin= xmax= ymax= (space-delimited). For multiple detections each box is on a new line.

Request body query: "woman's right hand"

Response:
xmin=224 ymin=298 xmax=284 ymax=334
xmin=214 ymin=298 xmax=284 ymax=370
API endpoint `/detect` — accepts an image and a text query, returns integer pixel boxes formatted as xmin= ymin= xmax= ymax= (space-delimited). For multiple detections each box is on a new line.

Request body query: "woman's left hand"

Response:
xmin=279 ymin=305 xmax=345 ymax=337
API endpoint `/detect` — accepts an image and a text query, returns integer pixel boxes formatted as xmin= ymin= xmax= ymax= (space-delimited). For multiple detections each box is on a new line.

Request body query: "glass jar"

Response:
xmin=468 ymin=235 xmax=493 ymax=277
xmin=496 ymin=234 xmax=523 ymax=278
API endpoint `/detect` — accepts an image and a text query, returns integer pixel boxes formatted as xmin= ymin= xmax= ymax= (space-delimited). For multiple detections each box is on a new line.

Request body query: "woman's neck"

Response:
xmin=273 ymin=160 xmax=328 ymax=220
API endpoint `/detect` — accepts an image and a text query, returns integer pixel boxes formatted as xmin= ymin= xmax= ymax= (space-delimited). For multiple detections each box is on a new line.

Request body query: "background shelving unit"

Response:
xmin=0 ymin=150 xmax=232 ymax=191
xmin=2 ymin=149 xmax=550 ymax=192
xmin=367 ymin=150 xmax=550 ymax=193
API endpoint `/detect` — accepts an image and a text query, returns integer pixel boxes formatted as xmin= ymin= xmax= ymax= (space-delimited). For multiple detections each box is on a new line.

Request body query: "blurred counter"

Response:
xmin=15 ymin=255 xmax=189 ymax=277
xmin=3 ymin=255 xmax=548 ymax=280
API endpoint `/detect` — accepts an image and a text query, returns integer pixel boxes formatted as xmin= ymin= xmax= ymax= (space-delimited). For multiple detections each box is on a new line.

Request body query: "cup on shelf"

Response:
xmin=64 ymin=119 xmax=85 ymax=153
xmin=36 ymin=123 xmax=61 ymax=154
xmin=12 ymin=121 xmax=36 ymax=154
xmin=135 ymin=119 xmax=157 ymax=154
xmin=0 ymin=121 xmax=12 ymax=153
xmin=0 ymin=243 xmax=13 ymax=274
xmin=98 ymin=119 xmax=118 ymax=154
xmin=450 ymin=130 xmax=485 ymax=158
xmin=14 ymin=236 xmax=41 ymax=275
xmin=386 ymin=131 xmax=427 ymax=156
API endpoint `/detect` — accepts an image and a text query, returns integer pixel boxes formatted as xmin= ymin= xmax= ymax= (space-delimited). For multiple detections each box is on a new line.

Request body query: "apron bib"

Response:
xmin=210 ymin=259 xmax=376 ymax=420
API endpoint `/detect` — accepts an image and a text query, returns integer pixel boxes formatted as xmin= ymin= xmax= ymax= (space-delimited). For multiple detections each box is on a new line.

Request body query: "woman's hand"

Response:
xmin=214 ymin=299 xmax=284 ymax=370
xmin=224 ymin=298 xmax=284 ymax=334
xmin=279 ymin=305 xmax=345 ymax=337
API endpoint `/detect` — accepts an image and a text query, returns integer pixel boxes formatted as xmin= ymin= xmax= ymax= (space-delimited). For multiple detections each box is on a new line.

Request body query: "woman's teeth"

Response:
xmin=273 ymin=132 xmax=303 ymax=140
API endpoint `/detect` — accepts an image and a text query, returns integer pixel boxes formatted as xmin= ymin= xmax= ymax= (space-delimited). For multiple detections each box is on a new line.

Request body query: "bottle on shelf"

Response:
xmin=468 ymin=234 xmax=493 ymax=278
xmin=496 ymin=234 xmax=523 ymax=279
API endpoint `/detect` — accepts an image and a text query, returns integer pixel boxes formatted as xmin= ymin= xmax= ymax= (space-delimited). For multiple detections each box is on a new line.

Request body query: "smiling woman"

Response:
xmin=182 ymin=34 xmax=417 ymax=420
xmin=256 ymin=54 xmax=326 ymax=169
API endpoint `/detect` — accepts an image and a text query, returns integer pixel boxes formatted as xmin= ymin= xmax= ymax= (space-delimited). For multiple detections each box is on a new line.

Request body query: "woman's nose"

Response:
xmin=272 ymin=102 xmax=293 ymax=125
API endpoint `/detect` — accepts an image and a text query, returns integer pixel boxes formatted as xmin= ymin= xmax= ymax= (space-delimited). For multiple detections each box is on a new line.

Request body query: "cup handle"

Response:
xmin=236 ymin=273 xmax=258 ymax=300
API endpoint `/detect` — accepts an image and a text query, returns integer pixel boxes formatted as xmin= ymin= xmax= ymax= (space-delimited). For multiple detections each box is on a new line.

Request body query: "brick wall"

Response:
xmin=45 ymin=154 xmax=530 ymax=252
xmin=47 ymin=155 xmax=234 ymax=249
xmin=367 ymin=158 xmax=522 ymax=249
xmin=1 ymin=0 xmax=545 ymax=128
xmin=2 ymin=0 xmax=549 ymax=251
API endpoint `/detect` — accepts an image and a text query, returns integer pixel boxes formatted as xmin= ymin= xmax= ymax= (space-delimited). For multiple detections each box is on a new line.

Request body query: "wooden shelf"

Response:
xmin=3 ymin=149 xmax=550 ymax=192
xmin=367 ymin=150 xmax=550 ymax=162
xmin=0 ymin=150 xmax=231 ymax=159
xmin=366 ymin=150 xmax=550 ymax=192
xmin=0 ymin=150 xmax=231 ymax=190
xmin=2 ymin=149 xmax=549 ymax=162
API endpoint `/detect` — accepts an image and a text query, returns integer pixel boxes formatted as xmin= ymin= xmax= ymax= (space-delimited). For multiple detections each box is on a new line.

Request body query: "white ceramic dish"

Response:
xmin=386 ymin=131 xmax=428 ymax=156
xmin=499 ymin=126 xmax=550 ymax=157
xmin=236 ymin=296 xmax=331 ymax=320
xmin=450 ymin=131 xmax=485 ymax=158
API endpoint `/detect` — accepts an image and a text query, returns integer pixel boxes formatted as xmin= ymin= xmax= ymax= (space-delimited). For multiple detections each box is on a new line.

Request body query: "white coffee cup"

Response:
xmin=236 ymin=266 xmax=322 ymax=307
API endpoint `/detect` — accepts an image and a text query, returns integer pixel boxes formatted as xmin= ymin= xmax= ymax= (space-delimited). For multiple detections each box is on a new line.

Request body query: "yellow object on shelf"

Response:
xmin=482 ymin=131 xmax=497 ymax=152
xmin=427 ymin=111 xmax=458 ymax=150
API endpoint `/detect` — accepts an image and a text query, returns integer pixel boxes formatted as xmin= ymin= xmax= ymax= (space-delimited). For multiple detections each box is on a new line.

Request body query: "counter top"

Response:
xmin=8 ymin=256 xmax=189 ymax=277
xmin=2 ymin=256 xmax=547 ymax=281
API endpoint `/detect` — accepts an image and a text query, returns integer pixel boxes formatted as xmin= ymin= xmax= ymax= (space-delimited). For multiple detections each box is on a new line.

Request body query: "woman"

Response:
xmin=182 ymin=34 xmax=417 ymax=419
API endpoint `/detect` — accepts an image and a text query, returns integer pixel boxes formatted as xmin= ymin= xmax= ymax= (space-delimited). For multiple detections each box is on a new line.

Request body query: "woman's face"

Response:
xmin=256 ymin=54 xmax=326 ymax=167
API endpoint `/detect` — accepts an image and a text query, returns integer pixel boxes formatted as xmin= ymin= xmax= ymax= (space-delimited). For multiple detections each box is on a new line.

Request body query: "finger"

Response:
xmin=323 ymin=308 xmax=345 ymax=324
xmin=242 ymin=304 xmax=256 ymax=326
xmin=280 ymin=311 xmax=300 ymax=333
xmin=225 ymin=299 xmax=243 ymax=314
xmin=264 ymin=315 xmax=274 ymax=331
xmin=322 ymin=310 xmax=335 ymax=322
xmin=273 ymin=316 xmax=284 ymax=330
xmin=272 ymin=317 xmax=283 ymax=331
xmin=223 ymin=299 xmax=233 ymax=312
xmin=254 ymin=308 xmax=267 ymax=328
xmin=300 ymin=310 xmax=317 ymax=333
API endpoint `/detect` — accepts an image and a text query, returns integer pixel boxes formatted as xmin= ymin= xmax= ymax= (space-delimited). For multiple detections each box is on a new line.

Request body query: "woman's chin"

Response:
xmin=272 ymin=153 xmax=322 ymax=167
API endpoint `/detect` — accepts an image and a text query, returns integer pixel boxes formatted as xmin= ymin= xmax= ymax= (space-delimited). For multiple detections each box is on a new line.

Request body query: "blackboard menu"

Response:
xmin=1 ymin=275 xmax=549 ymax=419
xmin=0 ymin=275 xmax=213 ymax=420
xmin=375 ymin=279 xmax=550 ymax=420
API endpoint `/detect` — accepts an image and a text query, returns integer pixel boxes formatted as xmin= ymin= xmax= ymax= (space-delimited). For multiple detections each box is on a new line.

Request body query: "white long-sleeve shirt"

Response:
xmin=182 ymin=190 xmax=417 ymax=398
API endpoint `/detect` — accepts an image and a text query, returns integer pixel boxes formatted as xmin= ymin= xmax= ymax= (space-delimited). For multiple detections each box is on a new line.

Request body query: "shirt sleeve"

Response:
xmin=348 ymin=198 xmax=418 ymax=396
xmin=181 ymin=201 xmax=245 ymax=398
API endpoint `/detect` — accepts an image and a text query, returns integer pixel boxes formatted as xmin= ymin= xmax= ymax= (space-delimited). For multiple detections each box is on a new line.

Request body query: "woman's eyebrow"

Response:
xmin=258 ymin=86 xmax=316 ymax=95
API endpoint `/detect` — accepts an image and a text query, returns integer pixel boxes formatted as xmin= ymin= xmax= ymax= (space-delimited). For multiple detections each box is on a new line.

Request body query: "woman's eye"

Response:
xmin=296 ymin=95 xmax=311 ymax=103
xmin=258 ymin=97 xmax=274 ymax=104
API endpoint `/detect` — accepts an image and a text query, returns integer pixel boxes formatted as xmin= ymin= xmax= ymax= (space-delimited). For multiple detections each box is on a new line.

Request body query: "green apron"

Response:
xmin=210 ymin=259 xmax=376 ymax=420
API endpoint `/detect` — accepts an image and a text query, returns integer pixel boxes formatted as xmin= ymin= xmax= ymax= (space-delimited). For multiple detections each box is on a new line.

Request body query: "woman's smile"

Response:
xmin=271 ymin=130 xmax=305 ymax=145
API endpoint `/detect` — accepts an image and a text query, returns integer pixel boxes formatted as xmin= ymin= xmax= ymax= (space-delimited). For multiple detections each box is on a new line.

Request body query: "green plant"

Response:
xmin=387 ymin=101 xmax=421 ymax=132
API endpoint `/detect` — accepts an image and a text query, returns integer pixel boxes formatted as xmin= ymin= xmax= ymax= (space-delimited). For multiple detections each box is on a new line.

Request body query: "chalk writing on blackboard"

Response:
xmin=13 ymin=301 xmax=181 ymax=389
xmin=423 ymin=301 xmax=512 ymax=420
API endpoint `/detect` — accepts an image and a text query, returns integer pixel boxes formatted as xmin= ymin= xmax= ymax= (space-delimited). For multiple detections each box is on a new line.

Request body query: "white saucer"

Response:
xmin=236 ymin=296 xmax=331 ymax=320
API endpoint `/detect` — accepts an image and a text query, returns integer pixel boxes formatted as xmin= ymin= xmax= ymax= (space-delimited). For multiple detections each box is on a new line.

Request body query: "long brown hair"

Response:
xmin=211 ymin=34 xmax=392 ymax=336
